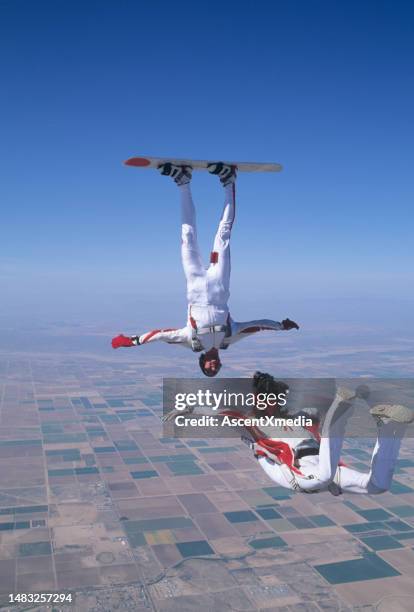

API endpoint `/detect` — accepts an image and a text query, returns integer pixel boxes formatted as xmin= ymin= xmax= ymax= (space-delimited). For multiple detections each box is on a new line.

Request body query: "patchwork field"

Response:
xmin=0 ymin=354 xmax=414 ymax=611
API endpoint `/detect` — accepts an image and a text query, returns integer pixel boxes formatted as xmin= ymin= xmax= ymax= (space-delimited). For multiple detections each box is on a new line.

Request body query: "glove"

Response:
xmin=241 ymin=435 xmax=256 ymax=451
xmin=111 ymin=334 xmax=137 ymax=349
xmin=162 ymin=405 xmax=195 ymax=422
xmin=281 ymin=318 xmax=299 ymax=330
xmin=241 ymin=436 xmax=272 ymax=460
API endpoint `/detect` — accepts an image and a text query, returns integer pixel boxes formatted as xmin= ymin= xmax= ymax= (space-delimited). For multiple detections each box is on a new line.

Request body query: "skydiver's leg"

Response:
xmin=335 ymin=421 xmax=407 ymax=494
xmin=276 ymin=390 xmax=358 ymax=492
xmin=179 ymin=183 xmax=205 ymax=300
xmin=207 ymin=183 xmax=236 ymax=304
xmin=315 ymin=389 xmax=356 ymax=483
xmin=158 ymin=163 xmax=205 ymax=297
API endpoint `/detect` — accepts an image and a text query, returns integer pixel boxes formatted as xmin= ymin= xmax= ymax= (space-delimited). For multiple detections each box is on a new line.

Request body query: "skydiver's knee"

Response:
xmin=317 ymin=467 xmax=335 ymax=484
xmin=294 ymin=477 xmax=326 ymax=492
xmin=313 ymin=477 xmax=333 ymax=491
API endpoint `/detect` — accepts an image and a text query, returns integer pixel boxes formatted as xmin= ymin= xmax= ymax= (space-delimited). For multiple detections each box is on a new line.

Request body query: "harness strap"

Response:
xmin=190 ymin=326 xmax=228 ymax=351
xmin=188 ymin=309 xmax=229 ymax=352
xmin=197 ymin=325 xmax=228 ymax=335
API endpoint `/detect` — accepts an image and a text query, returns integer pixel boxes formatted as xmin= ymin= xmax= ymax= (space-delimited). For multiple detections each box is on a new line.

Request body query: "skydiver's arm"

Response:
xmin=225 ymin=318 xmax=299 ymax=346
xmin=137 ymin=328 xmax=188 ymax=345
xmin=257 ymin=456 xmax=296 ymax=489
xmin=112 ymin=328 xmax=189 ymax=349
xmin=163 ymin=405 xmax=229 ymax=423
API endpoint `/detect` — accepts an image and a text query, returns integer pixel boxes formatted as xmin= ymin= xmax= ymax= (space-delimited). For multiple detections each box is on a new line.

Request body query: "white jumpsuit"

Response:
xmin=138 ymin=182 xmax=284 ymax=352
xmin=257 ymin=397 xmax=407 ymax=494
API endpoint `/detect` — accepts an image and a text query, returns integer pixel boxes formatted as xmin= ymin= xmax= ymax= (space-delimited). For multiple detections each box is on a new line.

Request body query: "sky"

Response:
xmin=1 ymin=0 xmax=413 ymax=330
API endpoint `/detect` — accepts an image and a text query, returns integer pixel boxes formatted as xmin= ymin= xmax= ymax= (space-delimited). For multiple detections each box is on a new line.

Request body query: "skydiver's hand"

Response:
xmin=162 ymin=405 xmax=194 ymax=422
xmin=241 ymin=435 xmax=256 ymax=451
xmin=241 ymin=436 xmax=270 ymax=460
xmin=281 ymin=318 xmax=299 ymax=330
xmin=111 ymin=334 xmax=139 ymax=349
xmin=162 ymin=410 xmax=176 ymax=423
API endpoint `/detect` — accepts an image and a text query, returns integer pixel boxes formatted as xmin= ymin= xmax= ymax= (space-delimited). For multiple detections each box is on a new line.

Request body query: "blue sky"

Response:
xmin=1 ymin=0 xmax=413 ymax=329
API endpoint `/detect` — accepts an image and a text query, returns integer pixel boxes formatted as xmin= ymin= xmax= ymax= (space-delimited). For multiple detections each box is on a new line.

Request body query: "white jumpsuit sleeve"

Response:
xmin=138 ymin=327 xmax=190 ymax=348
xmin=225 ymin=319 xmax=283 ymax=346
xmin=257 ymin=456 xmax=296 ymax=489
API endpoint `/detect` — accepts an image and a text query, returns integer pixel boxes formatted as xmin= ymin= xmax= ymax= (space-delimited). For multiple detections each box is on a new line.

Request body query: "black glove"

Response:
xmin=241 ymin=435 xmax=256 ymax=451
xmin=281 ymin=318 xmax=299 ymax=330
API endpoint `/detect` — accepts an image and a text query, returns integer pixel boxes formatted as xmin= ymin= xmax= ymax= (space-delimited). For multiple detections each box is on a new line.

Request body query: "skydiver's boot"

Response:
xmin=158 ymin=163 xmax=192 ymax=186
xmin=207 ymin=162 xmax=237 ymax=186
xmin=370 ymin=404 xmax=414 ymax=425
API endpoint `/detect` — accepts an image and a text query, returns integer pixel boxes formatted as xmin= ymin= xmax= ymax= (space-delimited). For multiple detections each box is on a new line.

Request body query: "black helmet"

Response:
xmin=253 ymin=371 xmax=289 ymax=396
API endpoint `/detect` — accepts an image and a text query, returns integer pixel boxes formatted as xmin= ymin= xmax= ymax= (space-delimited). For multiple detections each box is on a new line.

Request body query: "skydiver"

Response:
xmin=244 ymin=387 xmax=414 ymax=495
xmin=112 ymin=163 xmax=299 ymax=376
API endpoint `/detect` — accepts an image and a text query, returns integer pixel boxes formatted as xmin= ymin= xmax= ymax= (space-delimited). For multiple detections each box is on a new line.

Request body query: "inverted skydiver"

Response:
xmin=112 ymin=163 xmax=299 ymax=376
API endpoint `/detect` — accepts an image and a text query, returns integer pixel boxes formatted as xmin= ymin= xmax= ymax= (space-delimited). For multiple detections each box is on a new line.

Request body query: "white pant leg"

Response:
xmin=337 ymin=422 xmax=407 ymax=494
xmin=317 ymin=395 xmax=355 ymax=483
xmin=333 ymin=466 xmax=371 ymax=494
xmin=294 ymin=395 xmax=355 ymax=491
xmin=179 ymin=184 xmax=206 ymax=303
xmin=207 ymin=183 xmax=235 ymax=304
